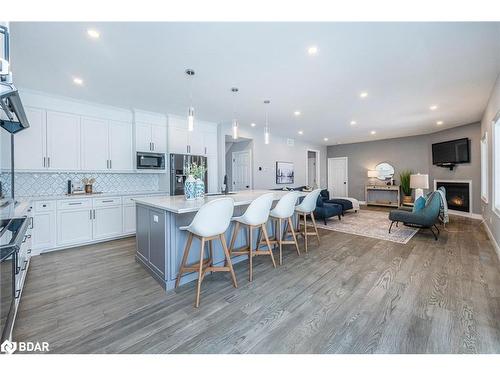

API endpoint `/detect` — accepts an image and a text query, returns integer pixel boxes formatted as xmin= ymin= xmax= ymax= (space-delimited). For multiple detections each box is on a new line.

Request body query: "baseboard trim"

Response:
xmin=483 ymin=221 xmax=500 ymax=261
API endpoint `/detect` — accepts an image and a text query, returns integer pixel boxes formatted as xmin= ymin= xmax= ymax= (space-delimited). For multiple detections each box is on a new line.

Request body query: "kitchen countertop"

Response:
xmin=18 ymin=190 xmax=170 ymax=202
xmin=133 ymin=190 xmax=307 ymax=214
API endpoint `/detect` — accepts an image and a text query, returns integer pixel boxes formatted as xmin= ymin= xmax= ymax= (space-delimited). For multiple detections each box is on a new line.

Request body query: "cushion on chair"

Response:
xmin=326 ymin=198 xmax=353 ymax=211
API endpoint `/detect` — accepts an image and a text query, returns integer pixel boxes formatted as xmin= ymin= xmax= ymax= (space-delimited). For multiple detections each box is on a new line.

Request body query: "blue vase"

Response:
xmin=184 ymin=175 xmax=196 ymax=200
xmin=195 ymin=178 xmax=205 ymax=199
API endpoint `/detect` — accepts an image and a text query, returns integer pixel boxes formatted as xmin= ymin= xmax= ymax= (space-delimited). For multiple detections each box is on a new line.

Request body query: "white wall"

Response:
xmin=481 ymin=72 xmax=500 ymax=251
xmin=219 ymin=123 xmax=327 ymax=190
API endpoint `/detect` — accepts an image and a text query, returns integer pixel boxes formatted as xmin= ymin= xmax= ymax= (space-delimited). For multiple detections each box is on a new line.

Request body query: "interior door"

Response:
xmin=232 ymin=150 xmax=251 ymax=191
xmin=81 ymin=117 xmax=109 ymax=170
xmin=12 ymin=107 xmax=46 ymax=170
xmin=109 ymin=120 xmax=133 ymax=170
xmin=328 ymin=157 xmax=348 ymax=197
xmin=46 ymin=111 xmax=81 ymax=170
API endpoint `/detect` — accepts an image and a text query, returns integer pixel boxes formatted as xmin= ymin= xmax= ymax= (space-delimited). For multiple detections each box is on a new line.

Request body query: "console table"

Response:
xmin=365 ymin=185 xmax=400 ymax=208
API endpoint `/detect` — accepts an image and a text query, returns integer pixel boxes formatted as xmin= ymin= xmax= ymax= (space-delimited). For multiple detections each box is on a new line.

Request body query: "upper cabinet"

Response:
xmin=82 ymin=118 xmax=133 ymax=171
xmin=135 ymin=122 xmax=167 ymax=153
xmin=167 ymin=115 xmax=218 ymax=156
xmin=46 ymin=111 xmax=81 ymax=170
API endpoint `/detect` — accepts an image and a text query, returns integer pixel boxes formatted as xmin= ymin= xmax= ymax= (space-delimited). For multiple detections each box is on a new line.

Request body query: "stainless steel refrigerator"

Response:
xmin=169 ymin=154 xmax=208 ymax=196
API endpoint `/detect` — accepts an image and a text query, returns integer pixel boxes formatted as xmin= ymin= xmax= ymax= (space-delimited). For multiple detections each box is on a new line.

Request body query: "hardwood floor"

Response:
xmin=14 ymin=212 xmax=500 ymax=353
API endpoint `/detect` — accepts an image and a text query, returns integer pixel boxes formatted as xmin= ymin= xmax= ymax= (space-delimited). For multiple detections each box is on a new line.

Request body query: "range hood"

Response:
xmin=0 ymin=24 xmax=29 ymax=134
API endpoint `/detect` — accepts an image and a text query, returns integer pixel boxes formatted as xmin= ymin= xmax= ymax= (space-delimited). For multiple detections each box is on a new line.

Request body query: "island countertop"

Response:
xmin=133 ymin=189 xmax=306 ymax=214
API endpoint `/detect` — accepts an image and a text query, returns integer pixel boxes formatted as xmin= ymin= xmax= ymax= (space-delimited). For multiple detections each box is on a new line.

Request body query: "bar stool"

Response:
xmin=176 ymin=198 xmax=238 ymax=308
xmin=228 ymin=193 xmax=276 ymax=281
xmin=259 ymin=191 xmax=301 ymax=265
xmin=295 ymin=188 xmax=322 ymax=253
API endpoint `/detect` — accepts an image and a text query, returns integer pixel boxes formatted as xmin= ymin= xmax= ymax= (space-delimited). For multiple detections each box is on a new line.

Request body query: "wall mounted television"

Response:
xmin=432 ymin=138 xmax=470 ymax=168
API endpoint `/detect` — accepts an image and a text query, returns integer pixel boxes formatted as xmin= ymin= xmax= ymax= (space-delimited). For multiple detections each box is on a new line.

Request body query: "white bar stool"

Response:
xmin=295 ymin=188 xmax=322 ymax=253
xmin=228 ymin=193 xmax=276 ymax=281
xmin=176 ymin=198 xmax=237 ymax=308
xmin=260 ymin=191 xmax=301 ymax=265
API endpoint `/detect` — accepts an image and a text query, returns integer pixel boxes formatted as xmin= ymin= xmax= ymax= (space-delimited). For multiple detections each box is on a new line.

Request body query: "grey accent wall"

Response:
xmin=220 ymin=124 xmax=327 ymax=190
xmin=327 ymin=122 xmax=481 ymax=214
xmin=480 ymin=72 xmax=500 ymax=249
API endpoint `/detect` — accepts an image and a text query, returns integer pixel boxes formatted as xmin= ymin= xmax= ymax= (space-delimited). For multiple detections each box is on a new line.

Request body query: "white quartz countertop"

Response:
xmin=133 ymin=190 xmax=307 ymax=214
xmin=19 ymin=190 xmax=170 ymax=202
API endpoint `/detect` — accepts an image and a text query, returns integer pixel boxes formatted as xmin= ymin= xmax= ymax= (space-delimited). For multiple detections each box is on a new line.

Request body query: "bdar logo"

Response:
xmin=1 ymin=340 xmax=17 ymax=354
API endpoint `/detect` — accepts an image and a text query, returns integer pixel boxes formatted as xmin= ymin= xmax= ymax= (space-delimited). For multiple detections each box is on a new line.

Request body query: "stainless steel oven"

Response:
xmin=136 ymin=152 xmax=165 ymax=170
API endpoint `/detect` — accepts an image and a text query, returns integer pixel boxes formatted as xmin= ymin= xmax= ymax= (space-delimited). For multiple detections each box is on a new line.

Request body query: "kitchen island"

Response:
xmin=133 ymin=190 xmax=305 ymax=290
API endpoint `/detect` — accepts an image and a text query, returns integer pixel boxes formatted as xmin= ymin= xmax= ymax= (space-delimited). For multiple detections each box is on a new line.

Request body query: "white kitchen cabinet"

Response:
xmin=207 ymin=155 xmax=219 ymax=193
xmin=135 ymin=122 xmax=167 ymax=153
xmin=123 ymin=204 xmax=136 ymax=234
xmin=203 ymin=130 xmax=218 ymax=156
xmin=189 ymin=131 xmax=205 ymax=155
xmin=46 ymin=111 xmax=81 ymax=170
xmin=109 ymin=120 xmax=133 ymax=171
xmin=167 ymin=115 xmax=217 ymax=156
xmin=32 ymin=211 xmax=57 ymax=251
xmin=168 ymin=126 xmax=189 ymax=154
xmin=57 ymin=208 xmax=93 ymax=246
xmin=93 ymin=205 xmax=123 ymax=240
xmin=81 ymin=117 xmax=109 ymax=170
xmin=151 ymin=124 xmax=167 ymax=153
xmin=13 ymin=107 xmax=46 ymax=170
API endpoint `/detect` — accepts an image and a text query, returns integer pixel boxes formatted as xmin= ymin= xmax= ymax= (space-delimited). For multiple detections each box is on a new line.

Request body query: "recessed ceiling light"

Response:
xmin=370 ymin=130 xmax=376 ymax=135
xmin=73 ymin=77 xmax=84 ymax=85
xmin=250 ymin=123 xmax=256 ymax=127
xmin=298 ymin=130 xmax=303 ymax=135
xmin=429 ymin=105 xmax=438 ymax=111
xmin=360 ymin=92 xmax=368 ymax=98
xmin=307 ymin=46 xmax=318 ymax=55
xmin=350 ymin=120 xmax=357 ymax=126
xmin=436 ymin=121 xmax=444 ymax=125
xmin=294 ymin=111 xmax=301 ymax=116
xmin=323 ymin=137 xmax=329 ymax=141
xmin=87 ymin=29 xmax=100 ymax=39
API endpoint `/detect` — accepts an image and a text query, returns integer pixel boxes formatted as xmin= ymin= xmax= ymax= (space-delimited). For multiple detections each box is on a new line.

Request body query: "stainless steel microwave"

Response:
xmin=136 ymin=152 xmax=165 ymax=170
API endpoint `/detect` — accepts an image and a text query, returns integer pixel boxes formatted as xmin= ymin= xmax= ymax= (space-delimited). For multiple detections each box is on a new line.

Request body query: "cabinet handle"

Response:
xmin=205 ymin=147 xmax=207 ymax=154
xmin=110 ymin=160 xmax=112 ymax=169
xmin=68 ymin=202 xmax=82 ymax=205
xmin=90 ymin=209 xmax=92 ymax=220
xmin=152 ymin=142 xmax=155 ymax=151
xmin=21 ymin=260 xmax=28 ymax=271
xmin=28 ymin=249 xmax=31 ymax=254
xmin=47 ymin=157 xmax=51 ymax=168
xmin=29 ymin=217 xmax=34 ymax=229
xmin=106 ymin=160 xmax=109 ymax=169
xmin=102 ymin=200 xmax=114 ymax=203
xmin=43 ymin=156 xmax=46 ymax=167
xmin=15 ymin=289 xmax=20 ymax=299
xmin=93 ymin=209 xmax=96 ymax=220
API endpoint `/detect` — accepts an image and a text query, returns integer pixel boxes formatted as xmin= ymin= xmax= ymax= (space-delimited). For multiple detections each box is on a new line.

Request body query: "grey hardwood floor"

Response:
xmin=13 ymin=212 xmax=500 ymax=353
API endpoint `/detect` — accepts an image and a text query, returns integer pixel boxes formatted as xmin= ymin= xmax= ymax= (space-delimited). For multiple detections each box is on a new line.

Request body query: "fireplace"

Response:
xmin=435 ymin=180 xmax=471 ymax=213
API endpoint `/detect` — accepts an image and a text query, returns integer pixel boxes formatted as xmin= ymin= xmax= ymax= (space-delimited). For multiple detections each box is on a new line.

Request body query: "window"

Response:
xmin=495 ymin=118 xmax=500 ymax=214
xmin=481 ymin=132 xmax=488 ymax=203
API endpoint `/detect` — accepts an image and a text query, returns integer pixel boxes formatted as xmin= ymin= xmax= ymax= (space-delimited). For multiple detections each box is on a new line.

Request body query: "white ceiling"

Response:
xmin=10 ymin=22 xmax=500 ymax=145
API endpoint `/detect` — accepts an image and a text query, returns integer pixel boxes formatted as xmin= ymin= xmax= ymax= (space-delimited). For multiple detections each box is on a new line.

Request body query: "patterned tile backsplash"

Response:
xmin=1 ymin=172 xmax=160 ymax=197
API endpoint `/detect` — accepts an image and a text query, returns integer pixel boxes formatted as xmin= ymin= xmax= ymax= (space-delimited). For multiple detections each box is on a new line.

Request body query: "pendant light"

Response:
xmin=264 ymin=100 xmax=270 ymax=144
xmin=185 ymin=69 xmax=195 ymax=132
xmin=231 ymin=87 xmax=239 ymax=140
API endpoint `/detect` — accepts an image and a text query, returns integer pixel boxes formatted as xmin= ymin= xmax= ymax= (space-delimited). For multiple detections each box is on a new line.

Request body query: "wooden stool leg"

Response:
xmin=175 ymin=232 xmax=193 ymax=288
xmin=303 ymin=213 xmax=308 ymax=253
xmin=225 ymin=222 xmax=239 ymax=266
xmin=195 ymin=238 xmax=205 ymax=308
xmin=220 ymin=234 xmax=238 ymax=288
xmin=208 ymin=240 xmax=214 ymax=267
xmin=278 ymin=218 xmax=283 ymax=265
xmin=262 ymin=224 xmax=276 ymax=268
xmin=310 ymin=212 xmax=320 ymax=245
xmin=248 ymin=226 xmax=253 ymax=281
xmin=288 ymin=217 xmax=301 ymax=256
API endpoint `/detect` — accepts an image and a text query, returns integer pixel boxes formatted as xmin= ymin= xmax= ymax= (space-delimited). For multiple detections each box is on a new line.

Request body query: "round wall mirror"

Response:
xmin=375 ymin=162 xmax=395 ymax=180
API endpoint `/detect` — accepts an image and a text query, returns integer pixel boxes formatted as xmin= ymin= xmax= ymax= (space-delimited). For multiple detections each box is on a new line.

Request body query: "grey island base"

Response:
xmin=134 ymin=190 xmax=306 ymax=290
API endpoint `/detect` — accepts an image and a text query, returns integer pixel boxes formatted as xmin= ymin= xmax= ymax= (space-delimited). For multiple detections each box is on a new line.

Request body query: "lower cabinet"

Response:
xmin=57 ymin=208 xmax=93 ymax=246
xmin=32 ymin=203 xmax=57 ymax=252
xmin=123 ymin=204 xmax=136 ymax=234
xmin=136 ymin=205 xmax=166 ymax=278
xmin=93 ymin=205 xmax=123 ymax=240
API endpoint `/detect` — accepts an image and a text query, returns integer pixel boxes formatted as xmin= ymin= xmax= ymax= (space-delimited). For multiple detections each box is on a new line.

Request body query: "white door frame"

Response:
xmin=305 ymin=149 xmax=321 ymax=188
xmin=327 ymin=157 xmax=348 ymax=196
xmin=231 ymin=149 xmax=253 ymax=190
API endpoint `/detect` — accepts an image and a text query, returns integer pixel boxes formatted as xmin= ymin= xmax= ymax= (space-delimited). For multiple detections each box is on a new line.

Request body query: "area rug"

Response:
xmin=314 ymin=209 xmax=419 ymax=244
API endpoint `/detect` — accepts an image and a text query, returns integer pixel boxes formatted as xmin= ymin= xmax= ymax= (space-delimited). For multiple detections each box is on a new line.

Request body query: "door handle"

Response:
xmin=343 ymin=182 xmax=347 ymax=184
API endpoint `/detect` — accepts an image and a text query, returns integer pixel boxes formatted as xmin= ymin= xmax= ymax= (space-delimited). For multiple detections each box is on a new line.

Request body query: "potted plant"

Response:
xmin=399 ymin=170 xmax=413 ymax=204
xmin=187 ymin=162 xmax=206 ymax=199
